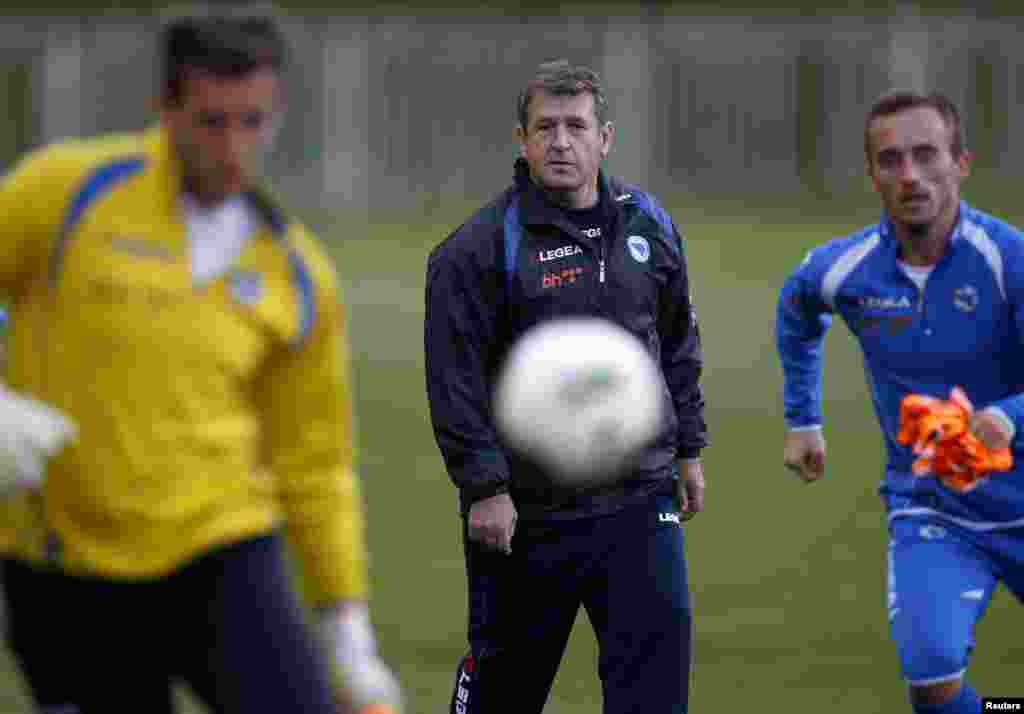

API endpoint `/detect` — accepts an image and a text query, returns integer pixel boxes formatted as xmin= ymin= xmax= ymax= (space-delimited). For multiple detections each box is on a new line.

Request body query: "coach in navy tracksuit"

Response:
xmin=424 ymin=60 xmax=708 ymax=714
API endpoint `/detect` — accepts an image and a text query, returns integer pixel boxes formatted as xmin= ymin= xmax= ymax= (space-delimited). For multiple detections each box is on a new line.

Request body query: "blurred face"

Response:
xmin=516 ymin=91 xmax=612 ymax=208
xmin=866 ymin=106 xmax=970 ymax=236
xmin=162 ymin=68 xmax=282 ymax=205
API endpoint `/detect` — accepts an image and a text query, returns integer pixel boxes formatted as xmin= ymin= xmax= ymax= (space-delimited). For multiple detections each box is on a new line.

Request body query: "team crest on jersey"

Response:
xmin=627 ymin=235 xmax=650 ymax=263
xmin=229 ymin=269 xmax=263 ymax=305
xmin=953 ymin=285 xmax=978 ymax=313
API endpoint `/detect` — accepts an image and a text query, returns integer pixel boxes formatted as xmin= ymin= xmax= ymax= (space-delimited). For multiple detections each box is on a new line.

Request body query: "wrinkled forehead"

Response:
xmin=868 ymin=106 xmax=952 ymax=154
xmin=527 ymin=90 xmax=597 ymax=125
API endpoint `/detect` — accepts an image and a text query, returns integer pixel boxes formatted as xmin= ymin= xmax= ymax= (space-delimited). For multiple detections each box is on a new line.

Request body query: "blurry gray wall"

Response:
xmin=0 ymin=11 xmax=1020 ymax=217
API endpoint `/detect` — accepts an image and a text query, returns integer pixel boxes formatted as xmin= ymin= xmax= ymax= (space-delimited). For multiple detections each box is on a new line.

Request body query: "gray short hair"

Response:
xmin=516 ymin=60 xmax=609 ymax=129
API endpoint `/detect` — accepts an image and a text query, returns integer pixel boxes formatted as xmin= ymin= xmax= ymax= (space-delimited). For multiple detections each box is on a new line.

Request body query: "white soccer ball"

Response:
xmin=493 ymin=317 xmax=665 ymax=487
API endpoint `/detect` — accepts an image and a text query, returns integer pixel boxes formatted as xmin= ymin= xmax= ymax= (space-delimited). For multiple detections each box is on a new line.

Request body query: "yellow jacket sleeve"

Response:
xmin=0 ymin=146 xmax=75 ymax=299
xmin=257 ymin=233 xmax=369 ymax=606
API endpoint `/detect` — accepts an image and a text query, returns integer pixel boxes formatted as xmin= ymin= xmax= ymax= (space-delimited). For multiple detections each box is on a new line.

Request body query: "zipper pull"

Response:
xmin=599 ymin=259 xmax=605 ymax=283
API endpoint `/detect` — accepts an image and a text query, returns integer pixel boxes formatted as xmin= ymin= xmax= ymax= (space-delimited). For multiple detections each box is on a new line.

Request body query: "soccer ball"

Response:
xmin=493 ymin=317 xmax=664 ymax=486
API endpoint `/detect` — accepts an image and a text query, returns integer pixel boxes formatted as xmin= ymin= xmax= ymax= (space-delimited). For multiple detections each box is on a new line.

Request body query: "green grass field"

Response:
xmin=1 ymin=198 xmax=1023 ymax=712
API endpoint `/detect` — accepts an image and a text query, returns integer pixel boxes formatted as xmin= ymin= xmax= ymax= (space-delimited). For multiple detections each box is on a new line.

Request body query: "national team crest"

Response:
xmin=953 ymin=285 xmax=978 ymax=313
xmin=229 ymin=269 xmax=263 ymax=305
xmin=627 ymin=235 xmax=651 ymax=263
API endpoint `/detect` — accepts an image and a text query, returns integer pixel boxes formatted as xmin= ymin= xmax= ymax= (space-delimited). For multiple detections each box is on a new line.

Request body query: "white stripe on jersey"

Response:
xmin=961 ymin=221 xmax=1006 ymax=299
xmin=821 ymin=233 xmax=881 ymax=309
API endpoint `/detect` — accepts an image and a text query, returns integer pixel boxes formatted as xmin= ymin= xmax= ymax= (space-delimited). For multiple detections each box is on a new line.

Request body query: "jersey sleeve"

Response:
xmin=987 ymin=236 xmax=1024 ymax=449
xmin=775 ymin=247 xmax=835 ymax=429
xmin=0 ymin=147 xmax=75 ymax=299
xmin=256 ymin=231 xmax=369 ymax=606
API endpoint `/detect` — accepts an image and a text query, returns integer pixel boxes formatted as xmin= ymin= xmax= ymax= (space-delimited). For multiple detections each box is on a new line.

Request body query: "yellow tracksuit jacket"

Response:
xmin=0 ymin=125 xmax=367 ymax=605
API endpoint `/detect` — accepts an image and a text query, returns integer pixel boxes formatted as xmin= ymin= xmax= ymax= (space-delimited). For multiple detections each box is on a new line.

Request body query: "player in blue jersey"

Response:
xmin=776 ymin=91 xmax=1024 ymax=714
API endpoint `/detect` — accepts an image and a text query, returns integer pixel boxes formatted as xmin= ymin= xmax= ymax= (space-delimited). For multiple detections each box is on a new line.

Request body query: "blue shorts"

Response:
xmin=886 ymin=515 xmax=1024 ymax=685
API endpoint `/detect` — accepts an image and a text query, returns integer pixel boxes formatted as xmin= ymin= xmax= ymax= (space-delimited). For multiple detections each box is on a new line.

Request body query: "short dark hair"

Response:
xmin=864 ymin=90 xmax=966 ymax=163
xmin=161 ymin=12 xmax=288 ymax=105
xmin=517 ymin=60 xmax=609 ymax=130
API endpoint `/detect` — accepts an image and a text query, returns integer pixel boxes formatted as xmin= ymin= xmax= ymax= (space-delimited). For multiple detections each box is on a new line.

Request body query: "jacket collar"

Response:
xmin=512 ymin=158 xmax=624 ymax=236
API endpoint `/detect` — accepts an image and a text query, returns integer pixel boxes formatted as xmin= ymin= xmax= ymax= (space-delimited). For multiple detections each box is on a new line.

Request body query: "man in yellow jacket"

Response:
xmin=0 ymin=12 xmax=401 ymax=714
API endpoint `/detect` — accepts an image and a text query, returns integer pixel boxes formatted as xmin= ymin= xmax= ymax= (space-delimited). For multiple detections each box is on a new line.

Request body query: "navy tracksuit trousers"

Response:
xmin=450 ymin=486 xmax=692 ymax=714
xmin=2 ymin=534 xmax=336 ymax=714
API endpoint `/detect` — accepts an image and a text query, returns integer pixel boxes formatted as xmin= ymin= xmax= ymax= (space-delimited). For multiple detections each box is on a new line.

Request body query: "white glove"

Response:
xmin=317 ymin=603 xmax=404 ymax=714
xmin=0 ymin=385 xmax=77 ymax=496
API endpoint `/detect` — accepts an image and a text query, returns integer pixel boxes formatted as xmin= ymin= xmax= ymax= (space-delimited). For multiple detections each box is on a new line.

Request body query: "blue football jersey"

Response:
xmin=777 ymin=202 xmax=1024 ymax=528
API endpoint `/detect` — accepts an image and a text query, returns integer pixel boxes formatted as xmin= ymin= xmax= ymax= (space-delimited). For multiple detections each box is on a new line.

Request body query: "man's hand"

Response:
xmin=784 ymin=428 xmax=826 ymax=483
xmin=970 ymin=407 xmax=1014 ymax=452
xmin=317 ymin=602 xmax=404 ymax=714
xmin=0 ymin=385 xmax=77 ymax=495
xmin=677 ymin=459 xmax=705 ymax=521
xmin=467 ymin=492 xmax=517 ymax=554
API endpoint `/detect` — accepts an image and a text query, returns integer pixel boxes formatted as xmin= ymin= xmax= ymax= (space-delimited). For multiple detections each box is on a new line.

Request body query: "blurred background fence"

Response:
xmin=0 ymin=6 xmax=1021 ymax=219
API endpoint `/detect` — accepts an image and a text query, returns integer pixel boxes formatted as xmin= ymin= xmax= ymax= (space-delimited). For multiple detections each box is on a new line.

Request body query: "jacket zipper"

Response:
xmin=905 ymin=262 xmax=935 ymax=337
